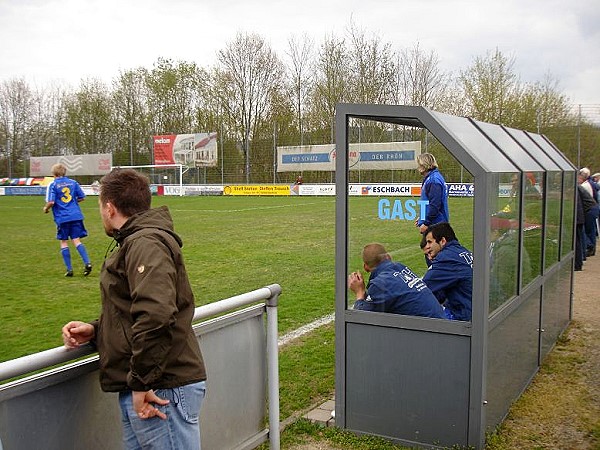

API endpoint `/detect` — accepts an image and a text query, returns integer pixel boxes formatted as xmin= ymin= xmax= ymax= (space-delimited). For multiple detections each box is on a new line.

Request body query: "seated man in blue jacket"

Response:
xmin=348 ymin=243 xmax=446 ymax=319
xmin=422 ymin=222 xmax=473 ymax=321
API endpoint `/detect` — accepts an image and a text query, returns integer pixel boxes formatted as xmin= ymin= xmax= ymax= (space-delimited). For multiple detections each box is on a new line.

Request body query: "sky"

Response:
xmin=1 ymin=0 xmax=599 ymax=109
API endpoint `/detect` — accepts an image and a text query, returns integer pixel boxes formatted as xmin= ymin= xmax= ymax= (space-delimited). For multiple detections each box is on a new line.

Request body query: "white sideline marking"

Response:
xmin=278 ymin=313 xmax=335 ymax=347
xmin=172 ymin=200 xmax=334 ymax=214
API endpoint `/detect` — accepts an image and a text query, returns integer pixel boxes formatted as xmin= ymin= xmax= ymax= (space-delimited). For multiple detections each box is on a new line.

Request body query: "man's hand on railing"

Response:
xmin=62 ymin=321 xmax=95 ymax=349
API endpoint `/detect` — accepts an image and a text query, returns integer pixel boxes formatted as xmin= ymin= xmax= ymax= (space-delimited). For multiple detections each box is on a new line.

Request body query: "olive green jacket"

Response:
xmin=91 ymin=206 xmax=206 ymax=392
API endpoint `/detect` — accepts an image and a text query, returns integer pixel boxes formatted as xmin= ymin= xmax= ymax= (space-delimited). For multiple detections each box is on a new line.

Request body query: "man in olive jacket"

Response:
xmin=62 ymin=168 xmax=206 ymax=450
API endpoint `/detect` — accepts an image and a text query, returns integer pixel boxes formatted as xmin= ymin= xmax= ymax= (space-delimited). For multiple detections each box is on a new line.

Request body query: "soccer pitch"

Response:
xmin=0 ymin=194 xmax=473 ymax=363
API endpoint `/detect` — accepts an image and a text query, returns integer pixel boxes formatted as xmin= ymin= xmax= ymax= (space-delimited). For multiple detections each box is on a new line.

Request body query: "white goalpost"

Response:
xmin=112 ymin=164 xmax=187 ymax=196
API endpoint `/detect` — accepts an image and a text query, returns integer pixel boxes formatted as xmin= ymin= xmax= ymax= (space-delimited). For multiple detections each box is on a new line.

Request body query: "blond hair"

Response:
xmin=416 ymin=153 xmax=438 ymax=172
xmin=51 ymin=163 xmax=67 ymax=177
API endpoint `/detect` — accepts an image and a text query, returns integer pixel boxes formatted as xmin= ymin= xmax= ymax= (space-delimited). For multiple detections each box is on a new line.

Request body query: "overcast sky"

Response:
xmin=1 ymin=0 xmax=599 ymax=108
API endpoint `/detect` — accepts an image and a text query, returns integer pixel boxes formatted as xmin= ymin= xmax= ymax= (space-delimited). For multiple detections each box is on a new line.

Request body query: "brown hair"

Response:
xmin=362 ymin=243 xmax=389 ymax=269
xmin=99 ymin=169 xmax=151 ymax=217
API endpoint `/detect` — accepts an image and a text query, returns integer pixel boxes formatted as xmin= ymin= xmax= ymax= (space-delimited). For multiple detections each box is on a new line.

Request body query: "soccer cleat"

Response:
xmin=65 ymin=270 xmax=74 ymax=277
xmin=83 ymin=263 xmax=93 ymax=276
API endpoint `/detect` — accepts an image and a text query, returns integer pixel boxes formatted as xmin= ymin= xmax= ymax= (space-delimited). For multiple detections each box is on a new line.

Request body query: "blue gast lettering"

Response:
xmin=378 ymin=198 xmax=428 ymax=221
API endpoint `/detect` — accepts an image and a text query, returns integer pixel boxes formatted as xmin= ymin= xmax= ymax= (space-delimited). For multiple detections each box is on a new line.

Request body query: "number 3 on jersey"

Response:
xmin=61 ymin=186 xmax=72 ymax=203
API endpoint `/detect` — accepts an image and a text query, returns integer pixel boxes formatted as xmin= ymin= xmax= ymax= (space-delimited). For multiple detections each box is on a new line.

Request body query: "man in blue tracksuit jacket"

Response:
xmin=422 ymin=222 xmax=473 ymax=321
xmin=416 ymin=153 xmax=449 ymax=234
xmin=348 ymin=243 xmax=446 ymax=319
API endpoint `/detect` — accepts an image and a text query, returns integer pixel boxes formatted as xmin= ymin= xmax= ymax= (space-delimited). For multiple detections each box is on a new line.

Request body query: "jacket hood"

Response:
xmin=113 ymin=205 xmax=182 ymax=247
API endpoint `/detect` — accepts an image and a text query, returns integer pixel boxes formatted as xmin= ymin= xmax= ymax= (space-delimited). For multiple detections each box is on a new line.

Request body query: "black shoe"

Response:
xmin=65 ymin=270 xmax=74 ymax=277
xmin=83 ymin=263 xmax=92 ymax=276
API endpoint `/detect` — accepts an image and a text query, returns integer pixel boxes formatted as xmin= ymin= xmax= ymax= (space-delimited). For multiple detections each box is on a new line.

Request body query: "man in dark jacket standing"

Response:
xmin=62 ymin=169 xmax=207 ymax=450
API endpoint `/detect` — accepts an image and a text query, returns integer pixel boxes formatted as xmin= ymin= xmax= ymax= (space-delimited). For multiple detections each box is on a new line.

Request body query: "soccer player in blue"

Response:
xmin=348 ymin=243 xmax=446 ymax=319
xmin=43 ymin=163 xmax=92 ymax=277
xmin=422 ymin=222 xmax=473 ymax=321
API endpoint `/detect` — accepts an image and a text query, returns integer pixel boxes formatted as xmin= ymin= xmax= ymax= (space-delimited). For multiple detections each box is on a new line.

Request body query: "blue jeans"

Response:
xmin=584 ymin=205 xmax=599 ymax=250
xmin=119 ymin=381 xmax=206 ymax=450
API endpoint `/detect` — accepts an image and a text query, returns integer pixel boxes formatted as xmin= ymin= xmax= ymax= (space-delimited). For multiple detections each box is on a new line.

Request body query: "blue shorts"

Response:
xmin=56 ymin=220 xmax=88 ymax=241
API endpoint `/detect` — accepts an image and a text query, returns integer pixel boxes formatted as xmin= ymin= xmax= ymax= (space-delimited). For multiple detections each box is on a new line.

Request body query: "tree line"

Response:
xmin=0 ymin=26 xmax=597 ymax=183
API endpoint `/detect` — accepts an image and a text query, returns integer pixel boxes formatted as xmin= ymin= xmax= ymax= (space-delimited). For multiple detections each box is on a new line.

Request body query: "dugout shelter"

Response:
xmin=334 ymin=104 xmax=576 ymax=449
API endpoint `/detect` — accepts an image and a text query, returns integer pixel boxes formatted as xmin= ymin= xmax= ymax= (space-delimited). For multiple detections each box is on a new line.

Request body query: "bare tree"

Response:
xmin=431 ymin=77 xmax=470 ymax=117
xmin=212 ymin=32 xmax=285 ymax=182
xmin=112 ymin=68 xmax=150 ymax=165
xmin=31 ymin=82 xmax=67 ymax=158
xmin=347 ymin=23 xmax=397 ymax=105
xmin=286 ymin=34 xmax=314 ymax=145
xmin=61 ymin=78 xmax=114 ymax=155
xmin=512 ymin=72 xmax=574 ymax=131
xmin=0 ymin=78 xmax=34 ymax=176
xmin=309 ymin=34 xmax=349 ymax=142
xmin=396 ymin=43 xmax=448 ymax=109
xmin=144 ymin=57 xmax=202 ymax=136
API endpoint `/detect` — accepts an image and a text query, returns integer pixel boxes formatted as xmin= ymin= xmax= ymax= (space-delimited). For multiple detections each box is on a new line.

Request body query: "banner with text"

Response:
xmin=223 ymin=185 xmax=291 ymax=196
xmin=30 ymin=154 xmax=113 ymax=176
xmin=153 ymin=133 xmax=218 ymax=166
xmin=277 ymin=141 xmax=421 ymax=172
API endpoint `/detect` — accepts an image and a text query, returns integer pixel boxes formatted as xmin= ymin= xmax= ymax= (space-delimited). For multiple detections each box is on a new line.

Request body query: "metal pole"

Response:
xmin=273 ymin=121 xmax=277 ymax=184
xmin=577 ymin=104 xmax=581 ymax=168
xmin=179 ymin=164 xmax=183 ymax=196
xmin=265 ymin=284 xmax=281 ymax=450
xmin=220 ymin=123 xmax=224 ymax=185
xmin=7 ymin=137 xmax=12 ymax=178
xmin=130 ymin=129 xmax=133 ymax=165
xmin=245 ymin=133 xmax=250 ymax=184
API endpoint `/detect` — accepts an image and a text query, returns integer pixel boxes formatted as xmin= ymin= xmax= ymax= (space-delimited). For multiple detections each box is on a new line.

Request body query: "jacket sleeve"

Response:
xmin=423 ymin=182 xmax=444 ymax=225
xmin=124 ymin=235 xmax=178 ymax=391
xmin=353 ymin=281 xmax=390 ymax=312
xmin=422 ymin=261 xmax=458 ymax=297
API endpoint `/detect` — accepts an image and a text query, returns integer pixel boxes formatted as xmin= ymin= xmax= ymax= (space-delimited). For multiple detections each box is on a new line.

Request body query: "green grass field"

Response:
xmin=0 ymin=194 xmax=473 ymax=363
xmin=0 ymin=193 xmax=473 ymax=428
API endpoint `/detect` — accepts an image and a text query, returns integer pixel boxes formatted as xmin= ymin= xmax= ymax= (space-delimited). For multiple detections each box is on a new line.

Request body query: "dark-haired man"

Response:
xmin=348 ymin=243 xmax=446 ymax=319
xmin=62 ymin=168 xmax=207 ymax=449
xmin=423 ymin=222 xmax=473 ymax=321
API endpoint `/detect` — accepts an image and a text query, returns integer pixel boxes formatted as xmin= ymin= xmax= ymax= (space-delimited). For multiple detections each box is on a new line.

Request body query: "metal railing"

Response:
xmin=0 ymin=284 xmax=282 ymax=450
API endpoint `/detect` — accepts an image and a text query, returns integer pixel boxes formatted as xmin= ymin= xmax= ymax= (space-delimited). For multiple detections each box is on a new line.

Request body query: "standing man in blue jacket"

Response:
xmin=422 ymin=222 xmax=473 ymax=321
xmin=415 ymin=153 xmax=449 ymax=234
xmin=348 ymin=243 xmax=446 ymax=319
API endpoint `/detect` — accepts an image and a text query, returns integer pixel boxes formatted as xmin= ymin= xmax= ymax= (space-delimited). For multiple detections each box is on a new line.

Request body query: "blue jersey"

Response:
xmin=418 ymin=168 xmax=449 ymax=227
xmin=423 ymin=240 xmax=473 ymax=321
xmin=354 ymin=260 xmax=445 ymax=319
xmin=45 ymin=176 xmax=86 ymax=224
